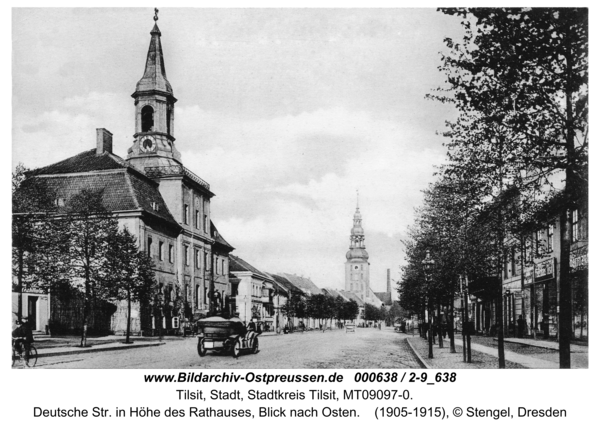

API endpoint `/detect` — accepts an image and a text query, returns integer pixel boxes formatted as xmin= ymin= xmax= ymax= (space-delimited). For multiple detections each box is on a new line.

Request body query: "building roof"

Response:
xmin=338 ymin=290 xmax=364 ymax=306
xmin=278 ymin=273 xmax=323 ymax=295
xmin=27 ymin=169 xmax=179 ymax=227
xmin=269 ymin=274 xmax=305 ymax=296
xmin=322 ymin=288 xmax=346 ymax=300
xmin=263 ymin=273 xmax=290 ymax=297
xmin=29 ymin=149 xmax=128 ymax=176
xmin=374 ymin=291 xmax=393 ymax=306
xmin=229 ymin=254 xmax=269 ymax=278
xmin=210 ymin=221 xmax=234 ymax=252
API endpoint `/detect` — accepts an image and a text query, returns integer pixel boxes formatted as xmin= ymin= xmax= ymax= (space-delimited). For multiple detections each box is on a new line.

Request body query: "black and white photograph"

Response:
xmin=10 ymin=6 xmax=588 ymax=373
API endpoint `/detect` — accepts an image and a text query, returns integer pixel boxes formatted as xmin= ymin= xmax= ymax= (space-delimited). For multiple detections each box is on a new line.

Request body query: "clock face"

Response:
xmin=354 ymin=265 xmax=359 ymax=270
xmin=141 ymin=138 xmax=156 ymax=152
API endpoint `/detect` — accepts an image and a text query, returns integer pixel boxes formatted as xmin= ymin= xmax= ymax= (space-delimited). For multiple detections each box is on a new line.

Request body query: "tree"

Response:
xmin=105 ymin=227 xmax=157 ymax=343
xmin=52 ymin=189 xmax=122 ymax=347
xmin=364 ymin=303 xmax=382 ymax=322
xmin=434 ymin=8 xmax=588 ymax=367
xmin=342 ymin=300 xmax=359 ymax=323
xmin=306 ymin=294 xmax=336 ymax=329
xmin=281 ymin=291 xmax=306 ymax=329
xmin=12 ymin=164 xmax=56 ymax=318
xmin=334 ymin=295 xmax=346 ymax=323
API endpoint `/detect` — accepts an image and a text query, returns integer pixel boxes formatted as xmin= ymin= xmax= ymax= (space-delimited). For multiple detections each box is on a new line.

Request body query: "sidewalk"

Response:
xmin=502 ymin=337 xmax=588 ymax=353
xmin=406 ymin=334 xmax=588 ymax=369
xmin=406 ymin=335 xmax=523 ymax=369
xmin=29 ymin=335 xmax=178 ymax=358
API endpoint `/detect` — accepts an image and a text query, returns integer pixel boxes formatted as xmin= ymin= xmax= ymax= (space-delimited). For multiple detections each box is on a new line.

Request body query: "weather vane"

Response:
xmin=154 ymin=8 xmax=159 ymax=22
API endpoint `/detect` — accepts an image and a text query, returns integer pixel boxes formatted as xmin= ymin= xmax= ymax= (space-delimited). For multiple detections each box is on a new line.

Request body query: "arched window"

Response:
xmin=141 ymin=105 xmax=154 ymax=132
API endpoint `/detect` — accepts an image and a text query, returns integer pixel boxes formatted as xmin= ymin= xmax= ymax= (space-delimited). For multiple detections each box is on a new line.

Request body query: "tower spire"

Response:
xmin=134 ymin=8 xmax=173 ymax=97
xmin=127 ymin=9 xmax=181 ymax=168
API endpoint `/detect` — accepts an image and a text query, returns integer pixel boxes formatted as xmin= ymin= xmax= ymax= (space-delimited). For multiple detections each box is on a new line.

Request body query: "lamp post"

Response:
xmin=422 ymin=250 xmax=435 ymax=359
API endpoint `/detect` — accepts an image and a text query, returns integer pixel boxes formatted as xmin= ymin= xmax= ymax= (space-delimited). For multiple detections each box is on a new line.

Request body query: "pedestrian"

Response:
xmin=517 ymin=315 xmax=526 ymax=338
xmin=12 ymin=317 xmax=34 ymax=366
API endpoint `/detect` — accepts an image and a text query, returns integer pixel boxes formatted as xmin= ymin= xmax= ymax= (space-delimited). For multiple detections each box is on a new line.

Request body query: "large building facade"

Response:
xmin=14 ymin=14 xmax=234 ymax=336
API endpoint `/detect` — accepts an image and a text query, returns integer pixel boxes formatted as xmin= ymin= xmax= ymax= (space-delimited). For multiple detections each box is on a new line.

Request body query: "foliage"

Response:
xmin=281 ymin=291 xmax=306 ymax=323
xmin=364 ymin=303 xmax=384 ymax=321
xmin=12 ymin=165 xmax=57 ymax=298
xmin=104 ymin=227 xmax=157 ymax=341
xmin=341 ymin=300 xmax=359 ymax=322
xmin=306 ymin=294 xmax=336 ymax=324
xmin=424 ymin=8 xmax=588 ymax=366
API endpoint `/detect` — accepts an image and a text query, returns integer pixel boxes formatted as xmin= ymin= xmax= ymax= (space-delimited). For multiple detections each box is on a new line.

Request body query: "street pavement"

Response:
xmin=23 ymin=327 xmax=422 ymax=369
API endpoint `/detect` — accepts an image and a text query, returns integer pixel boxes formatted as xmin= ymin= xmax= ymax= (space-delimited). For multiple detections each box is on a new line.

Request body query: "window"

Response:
xmin=221 ymin=259 xmax=225 ymax=275
xmin=572 ymin=209 xmax=580 ymax=242
xmin=548 ymin=224 xmax=554 ymax=252
xmin=195 ymin=210 xmax=200 ymax=229
xmin=184 ymin=204 xmax=189 ymax=225
xmin=184 ymin=246 xmax=189 ymax=266
xmin=536 ymin=230 xmax=545 ymax=256
xmin=168 ymin=244 xmax=174 ymax=263
xmin=205 ymin=252 xmax=210 ymax=271
xmin=141 ymin=105 xmax=154 ymax=132
xmin=158 ymin=242 xmax=164 ymax=261
xmin=195 ymin=249 xmax=201 ymax=269
xmin=147 ymin=237 xmax=153 ymax=257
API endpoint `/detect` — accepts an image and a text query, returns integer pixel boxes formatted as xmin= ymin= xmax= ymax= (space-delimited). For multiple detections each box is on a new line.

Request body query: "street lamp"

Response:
xmin=422 ymin=250 xmax=435 ymax=359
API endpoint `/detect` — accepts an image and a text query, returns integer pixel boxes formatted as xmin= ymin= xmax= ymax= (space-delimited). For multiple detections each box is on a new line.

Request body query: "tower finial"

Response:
xmin=356 ymin=189 xmax=359 ymax=209
xmin=154 ymin=8 xmax=159 ymax=22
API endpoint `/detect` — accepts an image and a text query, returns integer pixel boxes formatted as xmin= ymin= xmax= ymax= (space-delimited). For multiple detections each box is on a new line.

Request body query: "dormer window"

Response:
xmin=141 ymin=105 xmax=154 ymax=132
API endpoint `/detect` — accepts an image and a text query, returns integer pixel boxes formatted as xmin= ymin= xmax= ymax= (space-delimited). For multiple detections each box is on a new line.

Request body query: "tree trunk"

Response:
xmin=558 ymin=207 xmax=572 ymax=367
xmin=558 ymin=21 xmax=575 ymax=368
xmin=449 ymin=294 xmax=456 ymax=353
xmin=17 ymin=249 xmax=24 ymax=320
xmin=437 ymin=300 xmax=443 ymax=348
xmin=125 ymin=289 xmax=132 ymax=343
xmin=81 ymin=278 xmax=90 ymax=348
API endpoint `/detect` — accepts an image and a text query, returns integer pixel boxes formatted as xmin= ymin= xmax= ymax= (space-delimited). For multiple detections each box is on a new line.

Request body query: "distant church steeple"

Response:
xmin=127 ymin=8 xmax=182 ymax=170
xmin=345 ymin=192 xmax=370 ymax=302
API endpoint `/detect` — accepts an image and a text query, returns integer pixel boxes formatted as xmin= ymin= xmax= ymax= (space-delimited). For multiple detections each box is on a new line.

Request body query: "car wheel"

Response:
xmin=197 ymin=339 xmax=207 ymax=357
xmin=232 ymin=339 xmax=241 ymax=358
xmin=252 ymin=337 xmax=259 ymax=354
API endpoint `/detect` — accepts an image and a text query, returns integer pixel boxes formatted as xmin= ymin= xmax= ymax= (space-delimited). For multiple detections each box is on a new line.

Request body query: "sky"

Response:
xmin=12 ymin=8 xmax=468 ymax=293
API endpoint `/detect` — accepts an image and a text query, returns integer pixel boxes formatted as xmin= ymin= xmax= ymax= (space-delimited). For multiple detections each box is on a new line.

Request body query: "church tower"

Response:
xmin=345 ymin=194 xmax=370 ymax=302
xmin=127 ymin=9 xmax=182 ymax=170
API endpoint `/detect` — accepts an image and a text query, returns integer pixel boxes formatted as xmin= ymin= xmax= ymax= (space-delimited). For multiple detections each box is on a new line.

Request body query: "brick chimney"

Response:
xmin=96 ymin=128 xmax=113 ymax=155
xmin=387 ymin=269 xmax=391 ymax=294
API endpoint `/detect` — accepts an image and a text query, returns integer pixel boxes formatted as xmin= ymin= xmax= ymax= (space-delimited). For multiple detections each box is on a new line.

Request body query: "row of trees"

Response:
xmin=281 ymin=292 xmax=361 ymax=328
xmin=13 ymin=165 xmax=157 ymax=346
xmin=399 ymin=8 xmax=587 ymax=368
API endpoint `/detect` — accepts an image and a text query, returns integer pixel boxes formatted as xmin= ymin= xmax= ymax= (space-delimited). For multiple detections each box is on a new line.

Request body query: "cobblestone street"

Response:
xmin=33 ymin=327 xmax=422 ymax=369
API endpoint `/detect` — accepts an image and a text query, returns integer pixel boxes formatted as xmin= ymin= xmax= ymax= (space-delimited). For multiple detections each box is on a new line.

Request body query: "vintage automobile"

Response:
xmin=197 ymin=316 xmax=259 ymax=358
